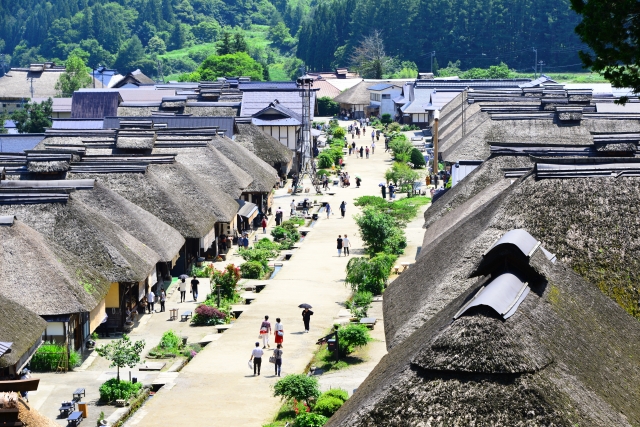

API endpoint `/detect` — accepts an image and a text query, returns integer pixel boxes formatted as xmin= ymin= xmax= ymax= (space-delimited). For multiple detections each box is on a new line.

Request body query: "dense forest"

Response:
xmin=0 ymin=0 xmax=587 ymax=80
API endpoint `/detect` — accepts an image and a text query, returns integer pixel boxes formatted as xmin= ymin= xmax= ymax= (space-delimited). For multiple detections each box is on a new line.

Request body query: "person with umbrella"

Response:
xmin=300 ymin=305 xmax=313 ymax=333
xmin=178 ymin=275 xmax=188 ymax=302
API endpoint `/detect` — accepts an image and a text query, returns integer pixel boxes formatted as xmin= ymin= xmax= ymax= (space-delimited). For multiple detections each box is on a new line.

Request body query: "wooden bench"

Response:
xmin=214 ymin=324 xmax=233 ymax=333
xmin=67 ymin=410 xmax=83 ymax=426
xmin=181 ymin=311 xmax=192 ymax=321
xmin=360 ymin=317 xmax=377 ymax=329
xmin=72 ymin=388 xmax=85 ymax=401
xmin=169 ymin=308 xmax=178 ymax=321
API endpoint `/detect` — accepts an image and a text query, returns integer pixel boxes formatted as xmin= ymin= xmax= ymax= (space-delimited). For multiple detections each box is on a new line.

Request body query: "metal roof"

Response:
xmin=486 ymin=229 xmax=540 ymax=258
xmin=368 ymin=83 xmax=397 ymax=91
xmin=238 ymin=81 xmax=299 ymax=90
xmin=240 ymin=91 xmax=315 ymax=119
xmin=103 ymin=116 xmax=236 ymax=137
xmin=416 ymin=79 xmax=531 ymax=89
xmin=0 ymin=342 xmax=12 ymax=357
xmin=0 ymin=135 xmax=45 ymax=153
xmin=454 ymin=273 xmax=530 ymax=320
xmin=0 ymin=216 xmax=15 ymax=226
xmin=237 ymin=199 xmax=258 ymax=218
xmin=52 ymin=119 xmax=104 ymax=130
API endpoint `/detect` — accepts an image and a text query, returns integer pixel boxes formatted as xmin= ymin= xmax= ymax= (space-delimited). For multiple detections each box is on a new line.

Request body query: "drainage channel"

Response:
xmin=270 ymin=263 xmax=283 ymax=279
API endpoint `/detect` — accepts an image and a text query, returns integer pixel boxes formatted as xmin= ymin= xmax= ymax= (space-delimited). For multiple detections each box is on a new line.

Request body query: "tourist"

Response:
xmin=260 ymin=315 xmax=272 ymax=349
xmin=179 ymin=278 xmax=187 ymax=303
xmin=249 ymin=342 xmax=263 ymax=376
xmin=356 ymin=127 xmax=360 ymax=137
xmin=302 ymin=198 xmax=309 ymax=214
xmin=371 ymin=130 xmax=375 ymax=143
xmin=290 ymin=199 xmax=296 ymax=215
xmin=365 ymin=146 xmax=370 ymax=158
xmin=275 ymin=208 xmax=283 ymax=226
xmin=380 ymin=183 xmax=387 ymax=199
xmin=359 ymin=146 xmax=364 ymax=158
xmin=243 ymin=234 xmax=250 ymax=249
xmin=159 ymin=287 xmax=166 ymax=312
xmin=389 ymin=183 xmax=396 ymax=199
xmin=376 ymin=130 xmax=381 ymax=141
xmin=325 ymin=202 xmax=331 ymax=219
xmin=371 ymin=141 xmax=376 ymax=154
xmin=356 ymin=176 xmax=362 ymax=188
xmin=147 ymin=290 xmax=155 ymax=313
xmin=261 ymin=216 xmax=268 ymax=234
xmin=274 ymin=317 xmax=284 ymax=348
xmin=191 ymin=276 xmax=199 ymax=302
xmin=339 ymin=201 xmax=347 ymax=218
xmin=343 ymin=234 xmax=351 ymax=256
xmin=351 ymin=141 xmax=356 ymax=152
xmin=273 ymin=344 xmax=283 ymax=377
xmin=337 ymin=235 xmax=343 ymax=256
xmin=322 ymin=175 xmax=329 ymax=190
xmin=302 ymin=307 xmax=314 ymax=333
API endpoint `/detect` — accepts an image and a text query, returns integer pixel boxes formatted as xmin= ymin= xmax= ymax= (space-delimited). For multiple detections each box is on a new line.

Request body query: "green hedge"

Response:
xmin=99 ymin=378 xmax=142 ymax=402
xmin=30 ymin=343 xmax=81 ymax=371
xmin=240 ymin=261 xmax=264 ymax=279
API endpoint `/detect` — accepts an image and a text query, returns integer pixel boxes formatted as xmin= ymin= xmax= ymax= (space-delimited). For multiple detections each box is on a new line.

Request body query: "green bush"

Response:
xmin=294 ymin=413 xmax=328 ymax=427
xmin=254 ymin=238 xmax=282 ymax=251
xmin=317 ymin=151 xmax=333 ymax=168
xmin=285 ymin=217 xmax=306 ymax=226
xmin=337 ymin=324 xmax=372 ymax=355
xmin=317 ymin=96 xmax=340 ymax=116
xmin=410 ymin=148 xmax=426 ymax=168
xmin=273 ymin=374 xmax=320 ymax=405
xmin=240 ymin=261 xmax=264 ymax=279
xmin=381 ymin=113 xmax=392 ymax=124
xmin=355 ymin=208 xmax=407 ymax=255
xmin=30 ymin=343 xmax=81 ymax=371
xmin=345 ymin=254 xmax=397 ymax=295
xmin=313 ymin=396 xmax=344 ymax=417
xmin=271 ymin=226 xmax=288 ymax=241
xmin=98 ymin=378 xmax=142 ymax=402
xmin=159 ymin=330 xmax=181 ymax=352
xmin=353 ymin=291 xmax=373 ymax=308
xmin=316 ymin=169 xmax=330 ymax=177
xmin=321 ymin=388 xmax=349 ymax=402
xmin=332 ymin=127 xmax=346 ymax=140
xmin=238 ymin=248 xmax=274 ymax=269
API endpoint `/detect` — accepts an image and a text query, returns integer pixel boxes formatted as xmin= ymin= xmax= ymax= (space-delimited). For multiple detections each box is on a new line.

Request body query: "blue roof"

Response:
xmin=368 ymin=83 xmax=396 ymax=91
xmin=0 ymin=135 xmax=45 ymax=153
xmin=239 ymin=81 xmax=298 ymax=90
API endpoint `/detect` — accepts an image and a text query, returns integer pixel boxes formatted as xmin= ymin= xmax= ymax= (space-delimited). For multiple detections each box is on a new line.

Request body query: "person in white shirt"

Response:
xmin=274 ymin=318 xmax=284 ymax=348
xmin=179 ymin=278 xmax=187 ymax=303
xmin=147 ymin=291 xmax=155 ymax=313
xmin=290 ymin=200 xmax=296 ymax=215
xmin=343 ymin=234 xmax=351 ymax=256
xmin=249 ymin=342 xmax=264 ymax=376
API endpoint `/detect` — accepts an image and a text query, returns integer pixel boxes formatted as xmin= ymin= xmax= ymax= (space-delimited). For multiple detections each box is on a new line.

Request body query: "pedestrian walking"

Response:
xmin=337 ymin=235 xmax=343 ymax=256
xmin=147 ymin=290 xmax=155 ymax=313
xmin=273 ymin=344 xmax=283 ymax=377
xmin=249 ymin=342 xmax=263 ymax=376
xmin=371 ymin=141 xmax=375 ymax=154
xmin=274 ymin=317 xmax=284 ymax=348
xmin=348 ymin=146 xmax=352 ymax=155
xmin=351 ymin=141 xmax=356 ymax=151
xmin=302 ymin=307 xmax=314 ymax=332
xmin=259 ymin=315 xmax=272 ymax=348
xmin=322 ymin=175 xmax=329 ymax=190
xmin=371 ymin=130 xmax=375 ymax=143
xmin=389 ymin=183 xmax=396 ymax=200
xmin=351 ymin=129 xmax=355 ymax=140
xmin=191 ymin=276 xmax=199 ymax=301
xmin=356 ymin=176 xmax=362 ymax=188
xmin=159 ymin=287 xmax=166 ymax=312
xmin=339 ymin=201 xmax=346 ymax=218
xmin=356 ymin=127 xmax=360 ymax=137
xmin=302 ymin=198 xmax=309 ymax=214
xmin=243 ymin=233 xmax=250 ymax=249
xmin=376 ymin=130 xmax=380 ymax=141
xmin=261 ymin=217 xmax=268 ymax=234
xmin=326 ymin=202 xmax=331 ymax=219
xmin=290 ymin=199 xmax=296 ymax=215
xmin=179 ymin=278 xmax=187 ymax=302
xmin=365 ymin=146 xmax=370 ymax=158
xmin=343 ymin=234 xmax=351 ymax=256
xmin=359 ymin=146 xmax=364 ymax=158
xmin=275 ymin=208 xmax=283 ymax=226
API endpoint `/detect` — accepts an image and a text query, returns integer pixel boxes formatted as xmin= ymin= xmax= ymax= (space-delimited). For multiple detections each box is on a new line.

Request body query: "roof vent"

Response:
xmin=454 ymin=273 xmax=530 ymax=320
xmin=0 ymin=216 xmax=16 ymax=226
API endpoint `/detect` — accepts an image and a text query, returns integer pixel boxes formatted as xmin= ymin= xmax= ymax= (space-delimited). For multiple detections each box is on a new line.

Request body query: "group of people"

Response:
xmin=380 ymin=182 xmax=397 ymax=199
xmin=248 ymin=308 xmax=314 ymax=376
xmin=336 ymin=234 xmax=352 ymax=256
xmin=346 ymin=140 xmax=375 ymax=160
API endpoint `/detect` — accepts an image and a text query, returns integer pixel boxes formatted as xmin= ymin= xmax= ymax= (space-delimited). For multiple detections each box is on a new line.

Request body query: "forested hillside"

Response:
xmin=298 ymin=0 xmax=585 ymax=73
xmin=0 ymin=0 xmax=587 ymax=80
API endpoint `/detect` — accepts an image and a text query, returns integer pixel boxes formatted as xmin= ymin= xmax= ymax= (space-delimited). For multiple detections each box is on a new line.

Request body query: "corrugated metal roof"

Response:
xmin=239 ymin=82 xmax=298 ymax=90
xmin=416 ymin=79 xmax=530 ymax=89
xmin=368 ymin=83 xmax=397 ymax=91
xmin=240 ymin=90 xmax=315 ymax=119
xmin=0 ymin=135 xmax=45 ymax=153
xmin=454 ymin=273 xmax=530 ymax=320
xmin=52 ymin=119 xmax=104 ymax=130
xmin=103 ymin=116 xmax=236 ymax=137
xmin=0 ymin=217 xmax=15 ymax=226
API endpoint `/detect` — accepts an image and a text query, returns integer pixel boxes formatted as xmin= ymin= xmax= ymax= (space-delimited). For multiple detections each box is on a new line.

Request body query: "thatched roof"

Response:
xmin=328 ymin=232 xmax=640 ymax=426
xmin=210 ymin=135 xmax=278 ymax=193
xmin=0 ymin=69 xmax=63 ymax=99
xmin=0 ymin=293 xmax=46 ymax=369
xmin=116 ymin=132 xmax=156 ymax=150
xmin=72 ymin=182 xmax=184 ymax=263
xmin=0 ymin=219 xmax=111 ymax=315
xmin=117 ymin=106 xmax=157 ymax=117
xmin=68 ymin=163 xmax=222 ymax=238
xmin=333 ymin=80 xmax=377 ymax=105
xmin=26 ymin=160 xmax=70 ymax=173
xmin=152 ymin=142 xmax=252 ymax=199
xmin=234 ymin=124 xmax=293 ymax=167
xmin=183 ymin=105 xmax=239 ymax=117
xmin=0 ymin=197 xmax=160 ymax=284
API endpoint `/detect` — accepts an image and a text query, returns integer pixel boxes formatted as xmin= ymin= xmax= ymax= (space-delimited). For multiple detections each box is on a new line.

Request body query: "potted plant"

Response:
xmin=97 ymin=411 xmax=107 ymax=426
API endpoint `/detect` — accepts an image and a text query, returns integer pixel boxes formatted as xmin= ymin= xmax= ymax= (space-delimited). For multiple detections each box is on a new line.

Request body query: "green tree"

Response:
xmin=192 ymin=21 xmax=221 ymax=43
xmin=113 ymin=35 xmax=146 ymax=73
xmin=193 ymin=52 xmax=265 ymax=81
xmin=410 ymin=148 xmax=426 ymax=168
xmin=217 ymin=31 xmax=233 ymax=55
xmin=387 ymin=162 xmax=420 ymax=193
xmin=95 ymin=335 xmax=145 ymax=381
xmin=337 ymin=324 xmax=372 ymax=355
xmin=571 ymin=0 xmax=640 ymax=102
xmin=345 ymin=253 xmax=396 ymax=294
xmin=233 ymin=32 xmax=248 ymax=53
xmin=11 ymin=99 xmax=53 ymax=133
xmin=388 ymin=134 xmax=413 ymax=163
xmin=268 ymin=22 xmax=294 ymax=49
xmin=273 ymin=374 xmax=320 ymax=405
xmin=317 ymin=96 xmax=340 ymax=116
xmin=55 ymin=55 xmax=92 ymax=97
xmin=147 ymin=36 xmax=167 ymax=55
xmin=355 ymin=208 xmax=407 ymax=255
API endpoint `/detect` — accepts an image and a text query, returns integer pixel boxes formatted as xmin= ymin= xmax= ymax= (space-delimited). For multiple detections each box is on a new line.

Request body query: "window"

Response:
xmin=16 ymin=104 xmax=20 ymax=107
xmin=382 ymin=94 xmax=391 ymax=99
xmin=370 ymin=93 xmax=381 ymax=102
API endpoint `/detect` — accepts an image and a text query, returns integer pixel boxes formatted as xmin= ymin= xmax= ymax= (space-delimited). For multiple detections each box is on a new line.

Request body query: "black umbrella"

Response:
xmin=178 ymin=274 xmax=189 ymax=279
xmin=299 ymin=303 xmax=313 ymax=309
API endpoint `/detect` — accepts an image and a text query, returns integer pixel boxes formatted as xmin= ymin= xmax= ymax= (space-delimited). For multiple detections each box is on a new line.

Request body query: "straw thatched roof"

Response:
xmin=0 ymin=69 xmax=63 ymax=99
xmin=333 ymin=80 xmax=377 ymax=105
xmin=0 ymin=219 xmax=111 ymax=315
xmin=0 ymin=294 xmax=46 ymax=369
xmin=0 ymin=197 xmax=160 ymax=284
xmin=184 ymin=105 xmax=239 ymax=117
xmin=328 ymin=250 xmax=640 ymax=426
xmin=234 ymin=124 xmax=293 ymax=167
xmin=117 ymin=106 xmax=157 ymax=117
xmin=72 ymin=182 xmax=184 ymax=262
xmin=26 ymin=160 xmax=70 ymax=173
xmin=152 ymin=140 xmax=252 ymax=198
xmin=210 ymin=135 xmax=278 ymax=193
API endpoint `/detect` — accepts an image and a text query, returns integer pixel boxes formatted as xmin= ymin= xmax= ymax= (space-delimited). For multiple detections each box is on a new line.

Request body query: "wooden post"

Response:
xmin=432 ymin=110 xmax=440 ymax=175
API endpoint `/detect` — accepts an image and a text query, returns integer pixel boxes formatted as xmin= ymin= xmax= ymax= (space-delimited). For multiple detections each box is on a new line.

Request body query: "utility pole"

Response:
xmin=430 ymin=51 xmax=436 ymax=74
xmin=532 ymin=48 xmax=538 ymax=79
xmin=432 ymin=110 xmax=440 ymax=175
xmin=538 ymin=61 xmax=545 ymax=76
xmin=27 ymin=76 xmax=34 ymax=99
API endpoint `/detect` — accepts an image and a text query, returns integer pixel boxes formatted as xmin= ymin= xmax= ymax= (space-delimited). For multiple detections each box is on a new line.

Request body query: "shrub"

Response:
xmin=294 ymin=413 xmax=328 ymax=427
xmin=410 ymin=148 xmax=426 ymax=168
xmin=321 ymin=388 xmax=349 ymax=402
xmin=271 ymin=226 xmax=288 ymax=241
xmin=353 ymin=195 xmax=388 ymax=209
xmin=30 ymin=343 xmax=82 ymax=371
xmin=381 ymin=113 xmax=392 ymax=124
xmin=355 ymin=208 xmax=407 ymax=255
xmin=159 ymin=330 xmax=181 ymax=351
xmin=313 ymin=396 xmax=344 ymax=417
xmin=353 ymin=291 xmax=373 ymax=308
xmin=273 ymin=374 xmax=320 ymax=405
xmin=98 ymin=378 xmax=142 ymax=402
xmin=387 ymin=122 xmax=401 ymax=132
xmin=192 ymin=304 xmax=226 ymax=325
xmin=345 ymin=254 xmax=396 ymax=295
xmin=317 ymin=151 xmax=334 ymax=168
xmin=254 ymin=238 xmax=282 ymax=251
xmin=239 ymin=248 xmax=275 ymax=268
xmin=316 ymin=169 xmax=330 ymax=177
xmin=240 ymin=260 xmax=264 ymax=279
xmin=337 ymin=324 xmax=372 ymax=355
xmin=332 ymin=127 xmax=346 ymax=140
xmin=212 ymin=264 xmax=241 ymax=299
xmin=317 ymin=96 xmax=340 ymax=116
